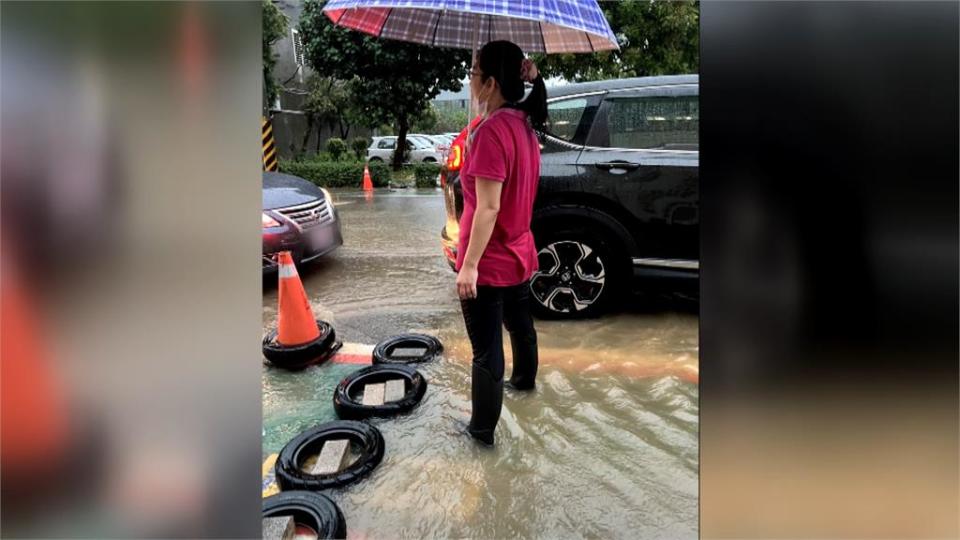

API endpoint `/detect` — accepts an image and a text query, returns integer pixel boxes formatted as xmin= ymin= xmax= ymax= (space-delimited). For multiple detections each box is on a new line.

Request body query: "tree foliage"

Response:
xmin=432 ymin=106 xmax=470 ymax=134
xmin=299 ymin=0 xmax=470 ymax=169
xmin=412 ymin=106 xmax=438 ymax=133
xmin=351 ymin=137 xmax=369 ymax=161
xmin=302 ymin=75 xmax=363 ymax=146
xmin=262 ymin=0 xmax=288 ymax=107
xmin=534 ymin=0 xmax=699 ymax=82
xmin=325 ymin=137 xmax=347 ymax=161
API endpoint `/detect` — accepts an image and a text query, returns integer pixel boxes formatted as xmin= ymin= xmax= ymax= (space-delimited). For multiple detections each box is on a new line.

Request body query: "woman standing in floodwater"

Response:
xmin=455 ymin=40 xmax=547 ymax=446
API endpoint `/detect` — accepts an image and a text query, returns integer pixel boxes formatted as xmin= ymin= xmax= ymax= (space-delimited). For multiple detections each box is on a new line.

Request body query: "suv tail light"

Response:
xmin=445 ymin=144 xmax=463 ymax=171
xmin=444 ymin=115 xmax=484 ymax=173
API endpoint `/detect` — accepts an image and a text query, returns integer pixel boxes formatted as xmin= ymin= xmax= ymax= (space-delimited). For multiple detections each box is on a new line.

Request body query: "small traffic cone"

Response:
xmin=276 ymin=251 xmax=320 ymax=346
xmin=1 ymin=251 xmax=68 ymax=474
xmin=362 ymin=164 xmax=374 ymax=192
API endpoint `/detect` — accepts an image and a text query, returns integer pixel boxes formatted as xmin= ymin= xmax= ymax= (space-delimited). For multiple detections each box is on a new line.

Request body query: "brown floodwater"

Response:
xmin=263 ymin=189 xmax=698 ymax=539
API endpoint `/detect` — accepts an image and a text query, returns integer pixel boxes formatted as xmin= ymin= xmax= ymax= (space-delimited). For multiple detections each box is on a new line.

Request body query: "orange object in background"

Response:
xmin=0 ymin=257 xmax=69 ymax=474
xmin=275 ymin=251 xmax=320 ymax=346
xmin=362 ymin=164 xmax=373 ymax=192
xmin=445 ymin=115 xmax=483 ymax=173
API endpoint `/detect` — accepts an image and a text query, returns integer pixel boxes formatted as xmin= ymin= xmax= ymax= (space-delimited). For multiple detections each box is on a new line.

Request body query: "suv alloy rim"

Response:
xmin=531 ymin=240 xmax=606 ymax=313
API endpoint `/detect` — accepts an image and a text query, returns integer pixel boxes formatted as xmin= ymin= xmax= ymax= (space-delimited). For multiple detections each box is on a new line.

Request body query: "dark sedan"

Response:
xmin=263 ymin=171 xmax=343 ymax=272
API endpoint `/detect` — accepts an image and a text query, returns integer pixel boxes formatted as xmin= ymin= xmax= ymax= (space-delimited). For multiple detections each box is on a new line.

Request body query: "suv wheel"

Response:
xmin=529 ymin=228 xmax=623 ymax=319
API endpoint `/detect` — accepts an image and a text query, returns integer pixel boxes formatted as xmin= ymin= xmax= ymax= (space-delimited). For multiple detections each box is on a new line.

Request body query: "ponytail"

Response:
xmin=520 ymin=75 xmax=548 ymax=132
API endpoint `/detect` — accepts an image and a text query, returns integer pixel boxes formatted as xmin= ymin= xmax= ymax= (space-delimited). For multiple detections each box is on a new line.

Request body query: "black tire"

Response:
xmin=262 ymin=491 xmax=346 ymax=540
xmin=372 ymin=334 xmax=443 ymax=364
xmin=275 ymin=421 xmax=384 ymax=491
xmin=263 ymin=320 xmax=339 ymax=370
xmin=333 ymin=365 xmax=427 ymax=420
xmin=423 ymin=157 xmax=437 ymax=163
xmin=369 ymin=157 xmax=383 ymax=163
xmin=529 ymin=227 xmax=627 ymax=319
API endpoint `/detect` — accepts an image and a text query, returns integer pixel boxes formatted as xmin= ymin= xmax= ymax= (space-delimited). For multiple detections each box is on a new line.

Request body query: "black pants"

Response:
xmin=460 ymin=280 xmax=539 ymax=442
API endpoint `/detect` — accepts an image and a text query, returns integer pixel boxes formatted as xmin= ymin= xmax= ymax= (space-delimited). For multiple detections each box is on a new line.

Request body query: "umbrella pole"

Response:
xmin=468 ymin=15 xmax=482 ymax=143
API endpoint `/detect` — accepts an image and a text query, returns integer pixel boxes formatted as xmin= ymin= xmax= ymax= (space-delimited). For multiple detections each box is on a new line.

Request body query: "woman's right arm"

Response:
xmin=456 ymin=178 xmax=503 ymax=300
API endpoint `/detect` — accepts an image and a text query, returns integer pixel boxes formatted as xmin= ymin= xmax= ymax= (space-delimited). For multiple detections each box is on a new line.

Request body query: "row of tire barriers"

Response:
xmin=262 ymin=325 xmax=443 ymax=540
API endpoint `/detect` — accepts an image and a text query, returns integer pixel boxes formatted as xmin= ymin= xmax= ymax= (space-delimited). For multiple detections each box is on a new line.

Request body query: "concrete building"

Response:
xmin=266 ymin=0 xmax=373 ymax=159
xmin=433 ymin=84 xmax=470 ymax=112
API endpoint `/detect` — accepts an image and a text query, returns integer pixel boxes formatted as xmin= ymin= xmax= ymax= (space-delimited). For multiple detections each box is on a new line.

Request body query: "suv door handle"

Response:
xmin=595 ymin=161 xmax=641 ymax=172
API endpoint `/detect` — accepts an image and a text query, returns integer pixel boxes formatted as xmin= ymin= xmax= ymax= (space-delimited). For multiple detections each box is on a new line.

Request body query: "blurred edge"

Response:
xmin=700 ymin=2 xmax=958 ymax=538
xmin=2 ymin=2 xmax=263 ymax=538
xmin=3 ymin=0 xmax=958 ymax=538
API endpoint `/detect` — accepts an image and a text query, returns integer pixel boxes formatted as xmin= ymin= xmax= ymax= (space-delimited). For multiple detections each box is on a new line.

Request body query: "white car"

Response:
xmin=367 ymin=136 xmax=442 ymax=163
xmin=414 ymin=134 xmax=453 ymax=155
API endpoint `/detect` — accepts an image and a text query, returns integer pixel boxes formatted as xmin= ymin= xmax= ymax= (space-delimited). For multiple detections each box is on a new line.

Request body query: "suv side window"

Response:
xmin=589 ymin=90 xmax=699 ymax=151
xmin=546 ymin=98 xmax=588 ymax=142
xmin=378 ymin=139 xmax=396 ymax=150
xmin=543 ymin=94 xmax=603 ymax=146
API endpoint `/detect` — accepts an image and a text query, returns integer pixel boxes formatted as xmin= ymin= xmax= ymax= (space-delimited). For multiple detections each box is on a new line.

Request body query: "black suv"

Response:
xmin=440 ymin=75 xmax=699 ymax=319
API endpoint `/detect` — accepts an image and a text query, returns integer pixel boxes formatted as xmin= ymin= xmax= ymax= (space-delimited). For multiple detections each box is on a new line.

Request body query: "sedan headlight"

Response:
xmin=262 ymin=212 xmax=280 ymax=228
xmin=320 ymin=188 xmax=337 ymax=221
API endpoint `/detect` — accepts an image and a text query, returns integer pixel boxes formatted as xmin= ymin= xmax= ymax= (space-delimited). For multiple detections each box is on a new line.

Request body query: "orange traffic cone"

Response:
xmin=1 ymin=255 xmax=68 ymax=475
xmin=362 ymin=164 xmax=374 ymax=192
xmin=276 ymin=251 xmax=320 ymax=346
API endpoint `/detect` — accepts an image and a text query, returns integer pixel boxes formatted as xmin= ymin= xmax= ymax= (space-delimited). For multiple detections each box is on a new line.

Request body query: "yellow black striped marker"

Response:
xmin=262 ymin=116 xmax=278 ymax=172
xmin=262 ymin=453 xmax=279 ymax=497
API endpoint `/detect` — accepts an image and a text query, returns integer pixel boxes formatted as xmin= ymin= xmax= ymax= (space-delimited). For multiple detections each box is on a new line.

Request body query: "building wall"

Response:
xmin=270 ymin=111 xmax=374 ymax=160
xmin=268 ymin=0 xmax=314 ymax=159
xmin=434 ymin=99 xmax=469 ymax=111
xmin=271 ymin=0 xmax=309 ymax=97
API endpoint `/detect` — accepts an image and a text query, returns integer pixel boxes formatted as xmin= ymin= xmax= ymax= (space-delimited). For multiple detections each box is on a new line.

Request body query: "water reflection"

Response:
xmin=263 ymin=190 xmax=698 ymax=539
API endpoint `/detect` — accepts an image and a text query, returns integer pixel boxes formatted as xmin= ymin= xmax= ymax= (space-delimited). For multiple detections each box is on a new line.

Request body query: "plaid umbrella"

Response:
xmin=323 ymin=0 xmax=619 ymax=53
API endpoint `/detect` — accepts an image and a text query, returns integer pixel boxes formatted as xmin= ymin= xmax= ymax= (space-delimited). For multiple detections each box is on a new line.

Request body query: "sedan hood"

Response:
xmin=262 ymin=171 xmax=324 ymax=210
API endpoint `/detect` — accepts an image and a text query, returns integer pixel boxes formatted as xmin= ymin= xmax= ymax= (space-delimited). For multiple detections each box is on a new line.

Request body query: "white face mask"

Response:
xmin=474 ymin=79 xmax=497 ymax=117
xmin=471 ymin=94 xmax=484 ymax=117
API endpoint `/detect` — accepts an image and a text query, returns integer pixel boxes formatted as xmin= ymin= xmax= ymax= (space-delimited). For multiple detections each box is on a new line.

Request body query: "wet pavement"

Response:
xmin=263 ymin=188 xmax=699 ymax=539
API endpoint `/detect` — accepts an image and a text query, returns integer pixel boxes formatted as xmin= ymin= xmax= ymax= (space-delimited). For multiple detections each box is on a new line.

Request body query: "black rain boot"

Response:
xmin=507 ymin=332 xmax=538 ymax=391
xmin=468 ymin=365 xmax=503 ymax=447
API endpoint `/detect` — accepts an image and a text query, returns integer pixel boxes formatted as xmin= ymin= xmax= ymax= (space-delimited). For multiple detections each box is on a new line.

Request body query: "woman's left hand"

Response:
xmin=521 ymin=59 xmax=539 ymax=82
xmin=456 ymin=264 xmax=479 ymax=300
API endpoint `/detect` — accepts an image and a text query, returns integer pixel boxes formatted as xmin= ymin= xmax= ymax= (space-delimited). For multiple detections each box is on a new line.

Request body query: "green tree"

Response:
xmin=412 ymin=106 xmax=438 ymax=133
xmin=350 ymin=137 xmax=369 ymax=161
xmin=433 ymin=105 xmax=470 ymax=133
xmin=326 ymin=137 xmax=347 ymax=161
xmin=534 ymin=0 xmax=699 ymax=82
xmin=299 ymin=0 xmax=470 ymax=170
xmin=262 ymin=0 xmax=288 ymax=107
xmin=300 ymin=76 xmax=364 ymax=156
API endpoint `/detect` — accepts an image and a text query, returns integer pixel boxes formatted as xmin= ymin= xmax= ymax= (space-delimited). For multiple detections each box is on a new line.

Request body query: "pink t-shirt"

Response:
xmin=456 ymin=107 xmax=540 ymax=286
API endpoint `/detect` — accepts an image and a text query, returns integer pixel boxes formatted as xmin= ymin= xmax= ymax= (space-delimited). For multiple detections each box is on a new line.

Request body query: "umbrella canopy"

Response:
xmin=323 ymin=0 xmax=619 ymax=54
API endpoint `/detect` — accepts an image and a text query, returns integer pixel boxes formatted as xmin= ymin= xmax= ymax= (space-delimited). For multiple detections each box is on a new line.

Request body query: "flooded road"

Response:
xmin=263 ymin=189 xmax=699 ymax=539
